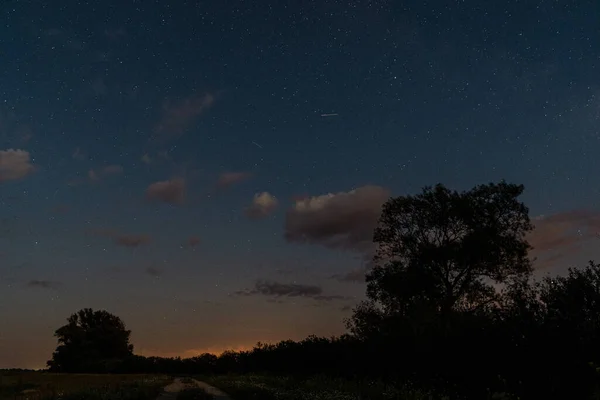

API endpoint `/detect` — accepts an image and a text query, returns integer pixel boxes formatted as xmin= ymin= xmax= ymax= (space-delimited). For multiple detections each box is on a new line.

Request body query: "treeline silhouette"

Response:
xmin=47 ymin=182 xmax=600 ymax=399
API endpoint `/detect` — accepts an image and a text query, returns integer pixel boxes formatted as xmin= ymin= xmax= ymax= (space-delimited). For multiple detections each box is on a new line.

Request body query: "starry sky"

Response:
xmin=1 ymin=0 xmax=600 ymax=369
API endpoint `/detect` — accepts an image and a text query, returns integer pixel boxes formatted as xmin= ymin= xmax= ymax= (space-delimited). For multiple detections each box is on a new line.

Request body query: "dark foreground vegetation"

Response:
xmin=0 ymin=371 xmax=169 ymax=400
xmin=43 ymin=182 xmax=600 ymax=399
xmin=199 ymin=373 xmax=442 ymax=400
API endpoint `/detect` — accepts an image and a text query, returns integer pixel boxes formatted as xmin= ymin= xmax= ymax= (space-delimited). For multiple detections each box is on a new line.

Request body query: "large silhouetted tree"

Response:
xmin=47 ymin=308 xmax=133 ymax=372
xmin=348 ymin=181 xmax=534 ymax=333
xmin=344 ymin=181 xmax=536 ymax=395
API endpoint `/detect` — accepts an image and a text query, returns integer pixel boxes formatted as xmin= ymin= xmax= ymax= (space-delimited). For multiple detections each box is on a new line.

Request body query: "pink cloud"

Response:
xmin=0 ymin=149 xmax=35 ymax=182
xmin=528 ymin=209 xmax=600 ymax=269
xmin=146 ymin=178 xmax=186 ymax=204
xmin=86 ymin=228 xmax=151 ymax=248
xmin=217 ymin=172 xmax=253 ymax=188
xmin=284 ymin=185 xmax=390 ymax=252
xmin=245 ymin=192 xmax=278 ymax=219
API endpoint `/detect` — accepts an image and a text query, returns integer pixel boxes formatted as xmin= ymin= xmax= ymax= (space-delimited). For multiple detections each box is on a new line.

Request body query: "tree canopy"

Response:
xmin=348 ymin=181 xmax=533 ymax=337
xmin=47 ymin=308 xmax=133 ymax=372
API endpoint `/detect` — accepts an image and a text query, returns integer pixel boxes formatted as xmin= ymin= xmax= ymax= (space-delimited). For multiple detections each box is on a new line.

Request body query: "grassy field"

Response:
xmin=201 ymin=374 xmax=445 ymax=400
xmin=0 ymin=371 xmax=171 ymax=400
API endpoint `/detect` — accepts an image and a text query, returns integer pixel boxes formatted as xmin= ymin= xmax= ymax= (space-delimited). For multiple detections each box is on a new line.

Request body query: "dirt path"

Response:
xmin=190 ymin=379 xmax=230 ymax=399
xmin=156 ymin=377 xmax=231 ymax=400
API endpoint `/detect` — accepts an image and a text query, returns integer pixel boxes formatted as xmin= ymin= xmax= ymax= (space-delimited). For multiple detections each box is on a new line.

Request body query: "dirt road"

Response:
xmin=156 ymin=377 xmax=230 ymax=400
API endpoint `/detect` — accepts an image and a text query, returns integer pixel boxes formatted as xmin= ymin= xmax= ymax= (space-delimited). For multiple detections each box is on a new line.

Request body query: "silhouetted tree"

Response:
xmin=535 ymin=261 xmax=600 ymax=398
xmin=47 ymin=308 xmax=133 ymax=372
xmin=349 ymin=181 xmax=533 ymax=332
xmin=345 ymin=181 xmax=535 ymax=395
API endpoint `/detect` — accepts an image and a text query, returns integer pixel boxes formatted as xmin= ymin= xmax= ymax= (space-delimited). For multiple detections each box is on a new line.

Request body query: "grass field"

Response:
xmin=201 ymin=374 xmax=445 ymax=400
xmin=0 ymin=371 xmax=171 ymax=400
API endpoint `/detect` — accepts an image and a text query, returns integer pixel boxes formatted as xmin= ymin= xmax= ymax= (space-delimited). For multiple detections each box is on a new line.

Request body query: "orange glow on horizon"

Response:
xmin=137 ymin=344 xmax=256 ymax=359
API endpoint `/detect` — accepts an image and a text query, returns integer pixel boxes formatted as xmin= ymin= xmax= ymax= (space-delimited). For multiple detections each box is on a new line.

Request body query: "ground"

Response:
xmin=0 ymin=371 xmax=446 ymax=400
xmin=0 ymin=371 xmax=170 ymax=400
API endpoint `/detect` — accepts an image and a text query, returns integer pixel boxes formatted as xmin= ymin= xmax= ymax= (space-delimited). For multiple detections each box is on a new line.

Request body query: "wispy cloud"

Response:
xmin=217 ymin=172 xmax=253 ymax=188
xmin=88 ymin=165 xmax=123 ymax=181
xmin=245 ymin=192 xmax=278 ymax=219
xmin=146 ymin=178 xmax=186 ymax=205
xmin=153 ymin=93 xmax=214 ymax=141
xmin=27 ymin=280 xmax=60 ymax=289
xmin=234 ymin=281 xmax=322 ymax=298
xmin=87 ymin=228 xmax=151 ymax=248
xmin=232 ymin=280 xmax=350 ymax=302
xmin=0 ymin=149 xmax=36 ymax=182
xmin=528 ymin=209 xmax=600 ymax=269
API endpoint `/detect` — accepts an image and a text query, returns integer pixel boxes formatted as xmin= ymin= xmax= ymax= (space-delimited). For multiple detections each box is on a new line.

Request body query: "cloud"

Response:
xmin=186 ymin=236 xmax=201 ymax=248
xmin=146 ymin=178 xmax=186 ymax=204
xmin=217 ymin=172 xmax=253 ymax=188
xmin=234 ymin=280 xmax=323 ymax=298
xmin=27 ymin=280 xmax=59 ymax=289
xmin=245 ymin=192 xmax=278 ymax=219
xmin=140 ymin=152 xmax=170 ymax=165
xmin=330 ymin=253 xmax=375 ymax=284
xmin=232 ymin=280 xmax=350 ymax=302
xmin=284 ymin=185 xmax=390 ymax=252
xmin=87 ymin=229 xmax=151 ymax=248
xmin=0 ymin=149 xmax=35 ymax=182
xmin=312 ymin=294 xmax=352 ymax=301
xmin=88 ymin=165 xmax=123 ymax=181
xmin=154 ymin=93 xmax=214 ymax=139
xmin=528 ymin=209 xmax=600 ymax=269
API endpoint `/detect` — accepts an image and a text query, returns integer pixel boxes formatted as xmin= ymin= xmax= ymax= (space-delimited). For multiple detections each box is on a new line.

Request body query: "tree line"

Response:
xmin=47 ymin=181 xmax=600 ymax=399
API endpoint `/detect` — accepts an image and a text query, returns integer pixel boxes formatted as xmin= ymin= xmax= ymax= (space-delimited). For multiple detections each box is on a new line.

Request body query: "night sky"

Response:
xmin=1 ymin=0 xmax=599 ymax=369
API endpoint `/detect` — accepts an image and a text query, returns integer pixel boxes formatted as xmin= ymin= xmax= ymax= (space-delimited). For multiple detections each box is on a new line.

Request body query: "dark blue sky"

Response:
xmin=1 ymin=0 xmax=599 ymax=368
